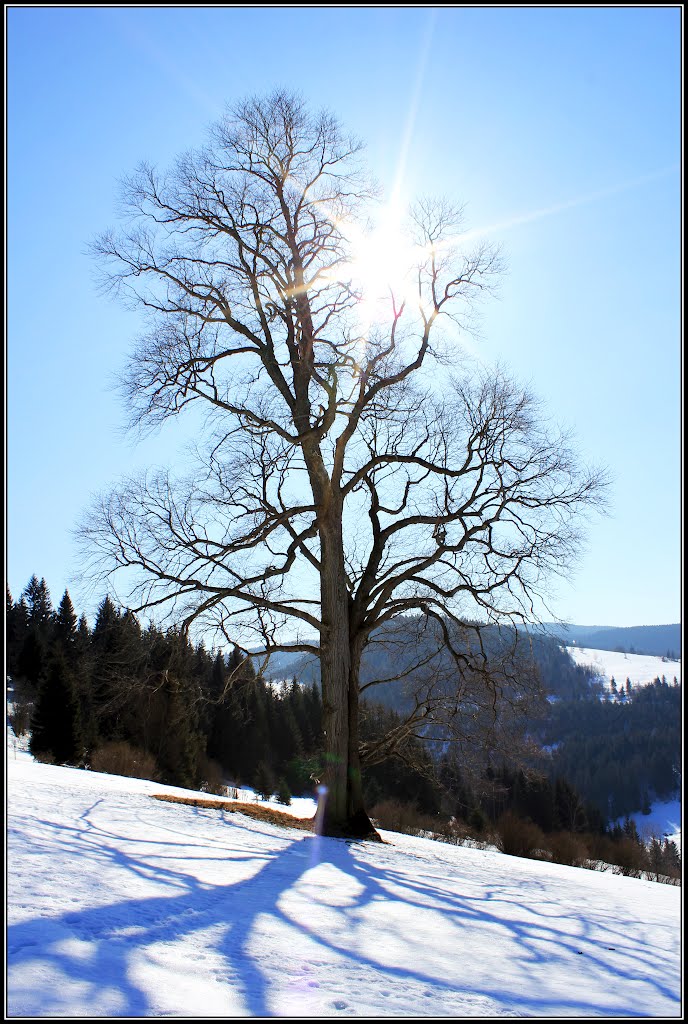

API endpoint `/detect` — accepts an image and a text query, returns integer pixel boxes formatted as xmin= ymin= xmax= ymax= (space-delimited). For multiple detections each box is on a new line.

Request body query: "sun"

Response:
xmin=337 ymin=205 xmax=424 ymax=326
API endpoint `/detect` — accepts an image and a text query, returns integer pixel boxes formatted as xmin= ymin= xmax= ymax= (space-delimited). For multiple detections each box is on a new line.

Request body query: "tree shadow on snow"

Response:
xmin=312 ymin=840 xmax=680 ymax=1016
xmin=7 ymin=801 xmax=681 ymax=1018
xmin=8 ymin=801 xmax=317 ymax=1016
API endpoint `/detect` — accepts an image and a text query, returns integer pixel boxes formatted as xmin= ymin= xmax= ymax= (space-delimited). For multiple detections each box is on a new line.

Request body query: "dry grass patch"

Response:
xmin=151 ymin=793 xmax=315 ymax=831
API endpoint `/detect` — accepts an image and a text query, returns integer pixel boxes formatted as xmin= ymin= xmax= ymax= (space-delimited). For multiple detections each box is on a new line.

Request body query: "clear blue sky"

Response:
xmin=6 ymin=6 xmax=681 ymax=628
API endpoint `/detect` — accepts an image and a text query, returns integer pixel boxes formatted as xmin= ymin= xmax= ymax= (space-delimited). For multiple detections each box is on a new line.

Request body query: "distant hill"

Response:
xmin=262 ymin=622 xmax=681 ymax=684
xmin=540 ymin=623 xmax=681 ymax=658
xmin=261 ymin=648 xmax=318 ymax=681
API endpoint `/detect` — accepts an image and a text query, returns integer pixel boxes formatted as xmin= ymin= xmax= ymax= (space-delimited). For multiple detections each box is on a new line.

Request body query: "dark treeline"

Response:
xmin=6 ymin=578 xmax=454 ymax=809
xmin=547 ymin=623 xmax=681 ymax=659
xmin=6 ymin=577 xmax=324 ymax=798
xmin=438 ymin=759 xmax=607 ymax=836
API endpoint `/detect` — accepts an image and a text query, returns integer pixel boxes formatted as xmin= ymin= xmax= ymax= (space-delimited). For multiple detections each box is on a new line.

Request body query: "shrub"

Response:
xmin=609 ymin=836 xmax=649 ymax=878
xmin=8 ymin=701 xmax=31 ymax=737
xmin=548 ymin=831 xmax=589 ymax=867
xmin=495 ymin=812 xmax=548 ymax=859
xmin=432 ymin=816 xmax=489 ymax=847
xmin=584 ymin=832 xmax=618 ymax=868
xmin=90 ymin=741 xmax=159 ymax=781
xmin=370 ymin=799 xmax=448 ymax=837
xmin=468 ymin=805 xmax=489 ymax=834
xmin=276 ymin=777 xmax=292 ymax=805
xmin=32 ymin=750 xmax=55 ymax=765
xmin=370 ymin=798 xmax=419 ymax=833
xmin=198 ymin=755 xmax=227 ymax=796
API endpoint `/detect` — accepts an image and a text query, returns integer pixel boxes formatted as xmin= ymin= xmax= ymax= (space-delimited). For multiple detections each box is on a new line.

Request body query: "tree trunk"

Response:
xmin=301 ymin=432 xmax=378 ymax=840
xmin=317 ymin=520 xmax=379 ymax=840
xmin=346 ymin=643 xmax=379 ymax=838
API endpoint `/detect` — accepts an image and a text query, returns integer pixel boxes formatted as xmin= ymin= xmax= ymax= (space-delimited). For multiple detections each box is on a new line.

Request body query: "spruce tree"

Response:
xmin=6 ymin=591 xmax=29 ymax=678
xmin=17 ymin=627 xmax=48 ymax=692
xmin=29 ymin=650 xmax=83 ymax=765
xmin=622 ymin=815 xmax=640 ymax=844
xmin=16 ymin=577 xmax=55 ymax=692
xmin=23 ymin=575 xmax=53 ymax=629
xmin=276 ymin=777 xmax=292 ymax=806
xmin=206 ymin=653 xmax=238 ymax=773
xmin=90 ymin=597 xmax=145 ymax=743
xmin=254 ymin=760 xmax=276 ymax=801
xmin=54 ymin=590 xmax=78 ymax=657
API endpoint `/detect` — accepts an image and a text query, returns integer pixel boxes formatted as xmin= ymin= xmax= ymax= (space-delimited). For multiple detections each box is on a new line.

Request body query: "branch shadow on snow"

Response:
xmin=8 ymin=801 xmax=312 ymax=1017
xmin=7 ymin=800 xmax=680 ymax=1017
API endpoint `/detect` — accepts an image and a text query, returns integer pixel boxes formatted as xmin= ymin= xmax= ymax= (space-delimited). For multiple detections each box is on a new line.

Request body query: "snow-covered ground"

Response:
xmin=225 ymin=786 xmax=318 ymax=820
xmin=566 ymin=645 xmax=681 ymax=691
xmin=6 ymin=750 xmax=682 ymax=1018
xmin=620 ymin=798 xmax=682 ymax=850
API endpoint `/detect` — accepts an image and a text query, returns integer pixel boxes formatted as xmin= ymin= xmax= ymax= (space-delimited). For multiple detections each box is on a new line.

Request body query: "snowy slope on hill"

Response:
xmin=6 ymin=752 xmax=681 ymax=1018
xmin=566 ymin=645 xmax=681 ymax=690
xmin=623 ymin=799 xmax=682 ymax=849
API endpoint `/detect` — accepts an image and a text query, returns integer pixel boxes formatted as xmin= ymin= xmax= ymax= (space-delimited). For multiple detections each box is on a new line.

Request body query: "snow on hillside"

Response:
xmin=6 ymin=751 xmax=682 ymax=1018
xmin=620 ymin=798 xmax=682 ymax=852
xmin=566 ymin=645 xmax=681 ymax=691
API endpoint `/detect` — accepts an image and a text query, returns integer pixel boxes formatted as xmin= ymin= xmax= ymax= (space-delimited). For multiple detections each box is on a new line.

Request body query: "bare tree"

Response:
xmin=82 ymin=90 xmax=606 ymax=837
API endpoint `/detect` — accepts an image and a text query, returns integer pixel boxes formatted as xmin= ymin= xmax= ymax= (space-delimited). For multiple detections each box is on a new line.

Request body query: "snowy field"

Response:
xmin=566 ymin=645 xmax=681 ymax=691
xmin=6 ymin=751 xmax=682 ymax=1018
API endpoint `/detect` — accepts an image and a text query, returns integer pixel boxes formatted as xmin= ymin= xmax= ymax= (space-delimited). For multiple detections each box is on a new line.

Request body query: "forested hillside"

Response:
xmin=264 ymin=620 xmax=601 ymax=701
xmin=262 ymin=616 xmax=681 ymax=824
xmin=541 ymin=679 xmax=681 ymax=819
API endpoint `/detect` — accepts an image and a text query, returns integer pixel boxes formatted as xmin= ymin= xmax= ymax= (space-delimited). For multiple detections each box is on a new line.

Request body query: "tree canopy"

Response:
xmin=81 ymin=90 xmax=606 ymax=836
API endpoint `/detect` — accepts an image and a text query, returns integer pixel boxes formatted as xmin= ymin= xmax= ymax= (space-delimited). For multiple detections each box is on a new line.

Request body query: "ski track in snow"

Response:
xmin=6 ymin=753 xmax=682 ymax=1018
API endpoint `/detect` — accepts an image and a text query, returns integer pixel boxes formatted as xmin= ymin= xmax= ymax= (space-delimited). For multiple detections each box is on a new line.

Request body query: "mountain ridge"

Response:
xmin=262 ymin=622 xmax=681 ymax=680
xmin=537 ymin=622 xmax=680 ymax=657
